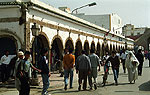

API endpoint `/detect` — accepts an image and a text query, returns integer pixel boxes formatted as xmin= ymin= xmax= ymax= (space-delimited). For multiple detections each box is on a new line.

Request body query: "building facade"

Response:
xmin=73 ymin=13 xmax=123 ymax=36
xmin=0 ymin=0 xmax=134 ymax=66
xmin=122 ymin=24 xmax=146 ymax=36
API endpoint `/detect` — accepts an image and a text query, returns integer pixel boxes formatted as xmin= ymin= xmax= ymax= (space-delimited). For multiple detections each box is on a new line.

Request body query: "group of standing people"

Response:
xmin=62 ymin=48 xmax=145 ymax=91
xmin=0 ymin=47 xmax=145 ymax=95
xmin=0 ymin=48 xmax=51 ymax=95
xmin=63 ymin=48 xmax=100 ymax=91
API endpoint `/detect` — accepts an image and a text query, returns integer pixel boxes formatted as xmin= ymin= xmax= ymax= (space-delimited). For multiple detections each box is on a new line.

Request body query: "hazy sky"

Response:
xmin=40 ymin=0 xmax=150 ymax=27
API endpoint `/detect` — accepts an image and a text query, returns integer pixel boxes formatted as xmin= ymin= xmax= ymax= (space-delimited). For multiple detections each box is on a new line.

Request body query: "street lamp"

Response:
xmin=31 ymin=23 xmax=40 ymax=36
xmin=72 ymin=2 xmax=96 ymax=14
xmin=31 ymin=23 xmax=40 ymax=85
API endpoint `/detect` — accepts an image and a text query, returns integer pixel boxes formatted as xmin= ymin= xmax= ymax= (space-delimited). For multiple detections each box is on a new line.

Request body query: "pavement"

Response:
xmin=0 ymin=59 xmax=150 ymax=95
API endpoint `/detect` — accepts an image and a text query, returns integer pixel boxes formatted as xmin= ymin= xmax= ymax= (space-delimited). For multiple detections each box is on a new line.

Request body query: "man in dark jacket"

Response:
xmin=136 ymin=49 xmax=144 ymax=76
xmin=106 ymin=51 xmax=120 ymax=85
xmin=76 ymin=50 xmax=91 ymax=91
xmin=38 ymin=48 xmax=51 ymax=95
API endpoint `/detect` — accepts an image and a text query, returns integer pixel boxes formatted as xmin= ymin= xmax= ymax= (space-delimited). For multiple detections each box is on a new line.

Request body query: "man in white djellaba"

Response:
xmin=125 ymin=51 xmax=139 ymax=84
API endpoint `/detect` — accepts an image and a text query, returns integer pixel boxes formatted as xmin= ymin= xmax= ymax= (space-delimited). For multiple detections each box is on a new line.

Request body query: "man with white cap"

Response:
xmin=14 ymin=51 xmax=24 ymax=94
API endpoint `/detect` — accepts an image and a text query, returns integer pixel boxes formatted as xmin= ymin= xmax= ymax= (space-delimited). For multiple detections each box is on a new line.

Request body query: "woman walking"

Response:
xmin=125 ymin=51 xmax=139 ymax=84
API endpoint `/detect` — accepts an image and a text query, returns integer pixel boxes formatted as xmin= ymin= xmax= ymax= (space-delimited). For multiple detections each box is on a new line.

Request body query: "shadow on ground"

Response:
xmin=139 ymin=81 xmax=150 ymax=91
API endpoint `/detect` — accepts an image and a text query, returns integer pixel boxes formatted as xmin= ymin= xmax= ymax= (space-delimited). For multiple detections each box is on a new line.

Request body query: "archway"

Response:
xmin=84 ymin=41 xmax=89 ymax=55
xmin=105 ymin=44 xmax=109 ymax=53
xmin=0 ymin=37 xmax=17 ymax=58
xmin=51 ymin=38 xmax=63 ymax=71
xmin=116 ymin=44 xmax=118 ymax=52
xmin=65 ymin=39 xmax=74 ymax=51
xmin=110 ymin=44 xmax=112 ymax=55
xmin=102 ymin=43 xmax=105 ymax=57
xmin=113 ymin=45 xmax=116 ymax=51
xmin=96 ymin=43 xmax=101 ymax=57
xmin=32 ymin=34 xmax=50 ymax=66
xmin=75 ymin=40 xmax=82 ymax=59
xmin=91 ymin=42 xmax=95 ymax=51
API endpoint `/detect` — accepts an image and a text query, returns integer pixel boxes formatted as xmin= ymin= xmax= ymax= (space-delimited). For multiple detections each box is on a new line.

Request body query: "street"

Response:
xmin=0 ymin=59 xmax=150 ymax=95
xmin=48 ymin=59 xmax=150 ymax=95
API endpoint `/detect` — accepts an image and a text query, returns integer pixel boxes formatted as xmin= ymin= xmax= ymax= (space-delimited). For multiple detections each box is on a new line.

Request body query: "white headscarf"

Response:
xmin=125 ymin=51 xmax=139 ymax=68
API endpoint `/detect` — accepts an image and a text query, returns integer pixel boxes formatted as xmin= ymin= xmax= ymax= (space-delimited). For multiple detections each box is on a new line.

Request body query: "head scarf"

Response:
xmin=125 ymin=51 xmax=139 ymax=68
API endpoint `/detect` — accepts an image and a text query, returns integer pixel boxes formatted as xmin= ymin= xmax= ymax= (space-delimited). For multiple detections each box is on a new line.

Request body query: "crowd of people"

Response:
xmin=0 ymin=47 xmax=146 ymax=95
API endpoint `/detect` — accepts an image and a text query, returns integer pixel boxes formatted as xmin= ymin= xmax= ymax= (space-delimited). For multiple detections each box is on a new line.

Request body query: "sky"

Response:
xmin=40 ymin=0 xmax=150 ymax=27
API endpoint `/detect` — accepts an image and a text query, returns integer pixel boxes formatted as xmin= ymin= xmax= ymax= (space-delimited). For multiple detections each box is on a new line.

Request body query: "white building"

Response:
xmin=73 ymin=13 xmax=123 ymax=35
xmin=0 ymin=0 xmax=134 ymax=61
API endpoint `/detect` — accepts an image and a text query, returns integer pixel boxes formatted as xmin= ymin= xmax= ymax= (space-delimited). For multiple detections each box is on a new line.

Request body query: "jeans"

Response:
xmin=112 ymin=68 xmax=119 ymax=83
xmin=41 ymin=74 xmax=50 ymax=95
xmin=64 ymin=68 xmax=74 ymax=88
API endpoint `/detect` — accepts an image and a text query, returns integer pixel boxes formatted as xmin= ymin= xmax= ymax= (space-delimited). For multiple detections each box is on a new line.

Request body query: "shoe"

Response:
xmin=70 ymin=87 xmax=73 ymax=89
xmin=115 ymin=81 xmax=118 ymax=86
xmin=94 ymin=84 xmax=97 ymax=90
xmin=78 ymin=85 xmax=81 ymax=91
xmin=64 ymin=85 xmax=67 ymax=90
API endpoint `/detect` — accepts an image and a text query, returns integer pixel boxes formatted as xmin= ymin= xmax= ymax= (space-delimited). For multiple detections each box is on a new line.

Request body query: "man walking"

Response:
xmin=63 ymin=48 xmax=75 ymax=90
xmin=38 ymin=48 xmax=51 ymax=95
xmin=88 ymin=49 xmax=100 ymax=90
xmin=136 ymin=49 xmax=144 ymax=76
xmin=16 ymin=51 xmax=41 ymax=95
xmin=106 ymin=51 xmax=120 ymax=85
xmin=76 ymin=50 xmax=91 ymax=91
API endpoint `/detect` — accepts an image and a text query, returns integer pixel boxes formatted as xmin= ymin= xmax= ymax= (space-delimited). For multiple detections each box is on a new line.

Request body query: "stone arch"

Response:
xmin=75 ymin=39 xmax=82 ymax=59
xmin=51 ymin=35 xmax=63 ymax=49
xmin=0 ymin=29 xmax=22 ymax=49
xmin=96 ymin=42 xmax=101 ymax=57
xmin=0 ymin=36 xmax=17 ymax=58
xmin=110 ymin=43 xmax=113 ymax=54
xmin=102 ymin=43 xmax=105 ymax=57
xmin=0 ymin=30 xmax=22 ymax=58
xmin=32 ymin=33 xmax=50 ymax=66
xmin=84 ymin=40 xmax=90 ymax=55
xmin=65 ymin=37 xmax=74 ymax=51
xmin=51 ymin=36 xmax=64 ymax=71
xmin=91 ymin=41 xmax=95 ymax=51
xmin=113 ymin=44 xmax=116 ymax=51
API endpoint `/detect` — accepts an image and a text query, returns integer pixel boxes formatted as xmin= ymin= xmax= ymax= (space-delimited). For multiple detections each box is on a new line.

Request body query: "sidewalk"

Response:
xmin=0 ymin=68 xmax=104 ymax=95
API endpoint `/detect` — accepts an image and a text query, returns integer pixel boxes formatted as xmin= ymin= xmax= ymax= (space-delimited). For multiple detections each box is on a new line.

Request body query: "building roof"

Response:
xmin=0 ymin=0 xmax=134 ymax=42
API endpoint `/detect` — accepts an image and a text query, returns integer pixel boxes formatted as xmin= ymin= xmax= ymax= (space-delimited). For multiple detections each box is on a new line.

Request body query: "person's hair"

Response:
xmin=4 ymin=50 xmax=9 ymax=54
xmin=90 ymin=49 xmax=95 ymax=53
xmin=69 ymin=48 xmax=73 ymax=54
xmin=19 ymin=49 xmax=24 ymax=53
xmin=82 ymin=50 xmax=86 ymax=54
xmin=24 ymin=51 xmax=31 ymax=55
xmin=41 ymin=48 xmax=49 ymax=55
xmin=112 ymin=50 xmax=116 ymax=54
xmin=138 ymin=49 xmax=142 ymax=53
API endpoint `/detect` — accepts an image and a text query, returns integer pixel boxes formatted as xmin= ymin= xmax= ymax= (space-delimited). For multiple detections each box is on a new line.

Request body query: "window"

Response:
xmin=131 ymin=32 xmax=134 ymax=36
xmin=118 ymin=19 xmax=120 ymax=24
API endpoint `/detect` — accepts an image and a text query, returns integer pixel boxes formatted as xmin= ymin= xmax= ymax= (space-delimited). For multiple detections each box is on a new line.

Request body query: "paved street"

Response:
xmin=0 ymin=59 xmax=150 ymax=95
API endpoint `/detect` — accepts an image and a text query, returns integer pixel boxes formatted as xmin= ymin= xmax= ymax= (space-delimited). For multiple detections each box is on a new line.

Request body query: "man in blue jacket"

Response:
xmin=38 ymin=48 xmax=51 ymax=95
